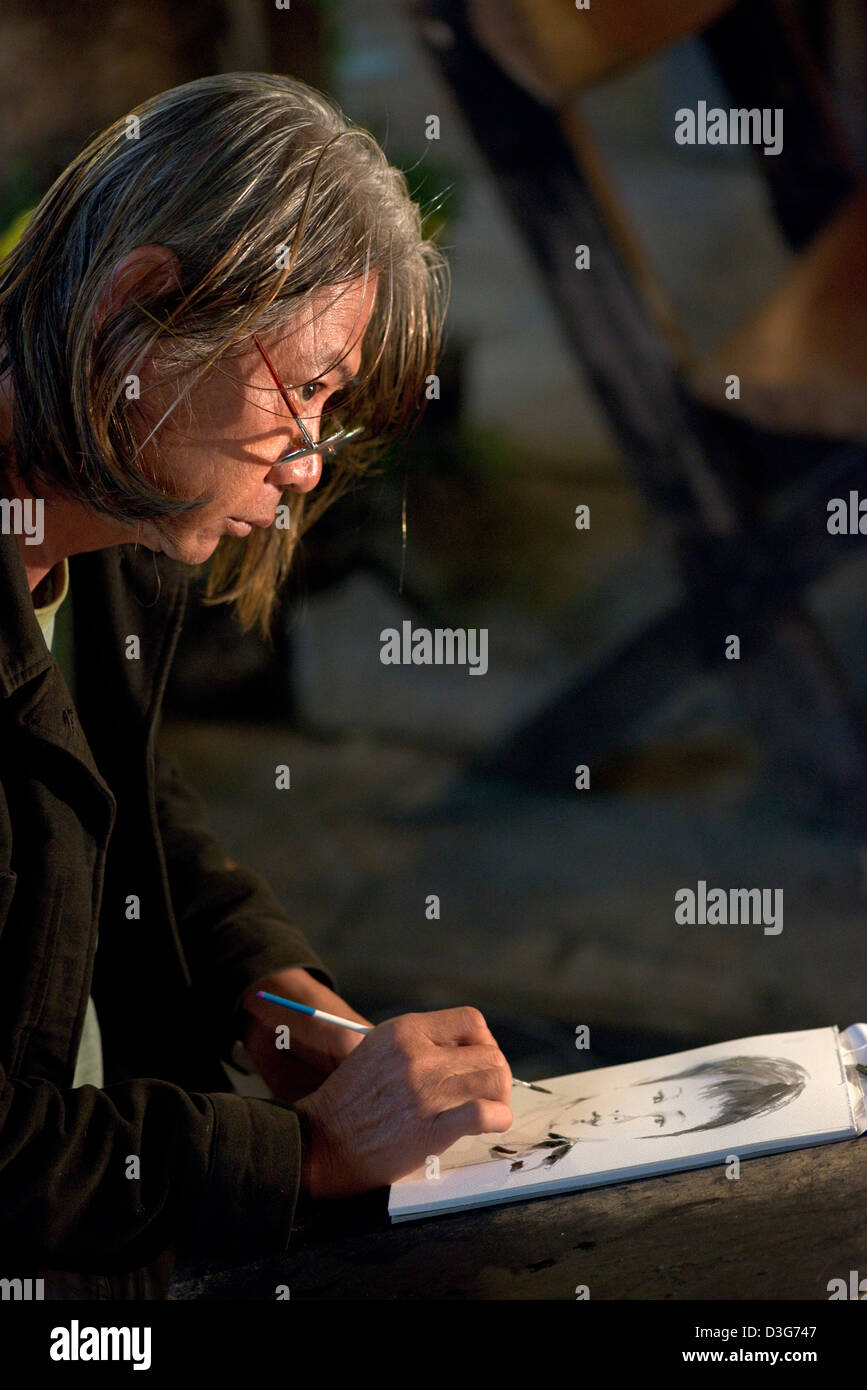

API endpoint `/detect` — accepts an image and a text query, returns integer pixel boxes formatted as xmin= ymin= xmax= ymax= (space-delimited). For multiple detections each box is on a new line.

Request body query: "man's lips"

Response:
xmin=226 ymin=514 xmax=275 ymax=536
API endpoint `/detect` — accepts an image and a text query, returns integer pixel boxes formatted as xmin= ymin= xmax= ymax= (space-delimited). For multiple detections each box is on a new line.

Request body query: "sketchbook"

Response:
xmin=388 ymin=1024 xmax=867 ymax=1222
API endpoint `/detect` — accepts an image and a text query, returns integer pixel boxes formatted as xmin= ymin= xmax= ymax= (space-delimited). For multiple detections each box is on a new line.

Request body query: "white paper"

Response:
xmin=389 ymin=1026 xmax=856 ymax=1222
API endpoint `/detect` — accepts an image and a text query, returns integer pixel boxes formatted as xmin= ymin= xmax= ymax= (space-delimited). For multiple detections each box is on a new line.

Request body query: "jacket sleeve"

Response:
xmin=0 ymin=1054 xmax=308 ymax=1271
xmin=0 ymin=759 xmax=319 ymax=1273
xmin=151 ymin=743 xmax=338 ymax=1065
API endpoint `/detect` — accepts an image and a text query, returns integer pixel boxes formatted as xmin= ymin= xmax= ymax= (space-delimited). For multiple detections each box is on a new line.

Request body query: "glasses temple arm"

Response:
xmin=252 ymin=333 xmax=317 ymax=450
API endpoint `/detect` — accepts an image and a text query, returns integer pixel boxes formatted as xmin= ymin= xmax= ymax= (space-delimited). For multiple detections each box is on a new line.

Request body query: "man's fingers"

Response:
xmin=393 ymin=1005 xmax=497 ymax=1048
xmin=430 ymin=1099 xmax=514 ymax=1154
xmin=425 ymin=1050 xmax=513 ymax=1106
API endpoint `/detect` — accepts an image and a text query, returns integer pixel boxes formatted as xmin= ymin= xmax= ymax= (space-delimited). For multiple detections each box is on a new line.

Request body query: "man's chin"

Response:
xmin=180 ymin=537 xmax=222 ymax=564
xmin=148 ymin=531 xmax=221 ymax=565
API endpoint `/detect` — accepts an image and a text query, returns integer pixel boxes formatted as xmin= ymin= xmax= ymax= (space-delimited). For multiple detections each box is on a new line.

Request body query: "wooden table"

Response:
xmin=169 ymin=1136 xmax=866 ymax=1300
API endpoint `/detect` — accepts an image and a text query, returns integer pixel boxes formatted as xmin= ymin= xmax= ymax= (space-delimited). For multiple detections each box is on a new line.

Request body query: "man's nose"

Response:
xmin=265 ymin=447 xmax=323 ymax=493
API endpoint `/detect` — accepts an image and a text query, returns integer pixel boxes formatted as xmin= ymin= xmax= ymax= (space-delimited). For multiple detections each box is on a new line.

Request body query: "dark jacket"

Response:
xmin=0 ymin=527 xmax=336 ymax=1272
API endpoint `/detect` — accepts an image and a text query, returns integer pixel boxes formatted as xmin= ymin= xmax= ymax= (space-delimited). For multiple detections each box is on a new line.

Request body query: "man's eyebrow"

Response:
xmin=326 ymin=361 xmax=358 ymax=389
xmin=303 ymin=359 xmax=357 ymax=389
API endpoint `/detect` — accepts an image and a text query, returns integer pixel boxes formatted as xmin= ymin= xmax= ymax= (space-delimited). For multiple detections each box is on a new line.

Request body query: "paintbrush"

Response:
xmin=254 ymin=991 xmax=553 ymax=1094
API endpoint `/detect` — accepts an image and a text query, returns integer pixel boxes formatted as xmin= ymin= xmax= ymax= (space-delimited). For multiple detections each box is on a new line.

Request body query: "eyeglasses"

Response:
xmin=252 ymin=333 xmax=363 ymax=465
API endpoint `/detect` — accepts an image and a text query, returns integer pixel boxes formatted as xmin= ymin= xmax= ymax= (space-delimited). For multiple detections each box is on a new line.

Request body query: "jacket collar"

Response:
xmin=0 ymin=529 xmax=54 ymax=697
xmin=71 ymin=542 xmax=189 ymax=745
xmin=0 ymin=528 xmax=189 ymax=728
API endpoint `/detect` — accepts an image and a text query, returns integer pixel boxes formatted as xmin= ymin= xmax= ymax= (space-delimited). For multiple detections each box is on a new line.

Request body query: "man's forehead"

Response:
xmin=272 ymin=281 xmax=374 ymax=377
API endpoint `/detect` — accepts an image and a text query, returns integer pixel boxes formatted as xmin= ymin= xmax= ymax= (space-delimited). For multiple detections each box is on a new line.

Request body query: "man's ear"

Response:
xmin=93 ymin=244 xmax=182 ymax=335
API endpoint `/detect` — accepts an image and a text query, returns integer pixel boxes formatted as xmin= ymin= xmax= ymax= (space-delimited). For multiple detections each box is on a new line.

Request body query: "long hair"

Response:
xmin=0 ymin=72 xmax=448 ymax=635
xmin=650 ymin=1055 xmax=809 ymax=1135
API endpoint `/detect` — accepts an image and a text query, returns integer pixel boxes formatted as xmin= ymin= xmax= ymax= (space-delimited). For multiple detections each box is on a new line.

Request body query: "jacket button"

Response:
xmin=62 ymin=707 xmax=76 ymax=733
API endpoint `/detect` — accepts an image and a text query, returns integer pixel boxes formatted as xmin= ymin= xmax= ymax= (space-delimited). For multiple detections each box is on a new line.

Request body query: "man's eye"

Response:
xmin=300 ymin=382 xmax=319 ymax=403
xmin=653 ymin=1091 xmax=664 ymax=1104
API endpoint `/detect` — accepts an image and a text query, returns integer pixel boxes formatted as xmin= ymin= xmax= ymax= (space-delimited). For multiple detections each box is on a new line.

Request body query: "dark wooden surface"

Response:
xmin=170 ymin=1136 xmax=866 ymax=1300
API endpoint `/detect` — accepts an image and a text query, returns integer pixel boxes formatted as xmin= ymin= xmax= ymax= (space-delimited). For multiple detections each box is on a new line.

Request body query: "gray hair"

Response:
xmin=0 ymin=72 xmax=448 ymax=633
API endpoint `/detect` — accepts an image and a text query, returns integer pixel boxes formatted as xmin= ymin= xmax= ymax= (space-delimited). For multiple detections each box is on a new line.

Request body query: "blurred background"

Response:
xmin=3 ymin=0 xmax=867 ymax=1077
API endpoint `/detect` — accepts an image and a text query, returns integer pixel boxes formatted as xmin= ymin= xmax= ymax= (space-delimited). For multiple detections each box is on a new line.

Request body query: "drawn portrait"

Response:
xmin=440 ymin=1055 xmax=809 ymax=1176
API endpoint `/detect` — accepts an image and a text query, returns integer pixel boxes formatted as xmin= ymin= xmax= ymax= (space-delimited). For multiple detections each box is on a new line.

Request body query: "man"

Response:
xmin=0 ymin=72 xmax=513 ymax=1296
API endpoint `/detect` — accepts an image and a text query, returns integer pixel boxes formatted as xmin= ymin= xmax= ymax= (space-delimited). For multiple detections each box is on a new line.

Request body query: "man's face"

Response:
xmin=545 ymin=1077 xmax=708 ymax=1140
xmin=132 ymin=275 xmax=376 ymax=564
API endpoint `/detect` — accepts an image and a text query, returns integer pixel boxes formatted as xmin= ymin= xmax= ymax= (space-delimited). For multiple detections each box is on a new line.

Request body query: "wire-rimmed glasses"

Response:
xmin=252 ymin=332 xmax=363 ymax=464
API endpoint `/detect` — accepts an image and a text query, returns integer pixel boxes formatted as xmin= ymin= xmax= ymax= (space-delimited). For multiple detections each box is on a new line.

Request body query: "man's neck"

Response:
xmin=1 ymin=376 xmax=133 ymax=594
xmin=1 ymin=470 xmax=130 ymax=596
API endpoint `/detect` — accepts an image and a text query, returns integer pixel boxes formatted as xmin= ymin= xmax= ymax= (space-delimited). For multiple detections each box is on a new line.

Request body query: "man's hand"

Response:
xmin=239 ymin=967 xmax=372 ymax=1102
xmin=294 ymin=1006 xmax=514 ymax=1199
